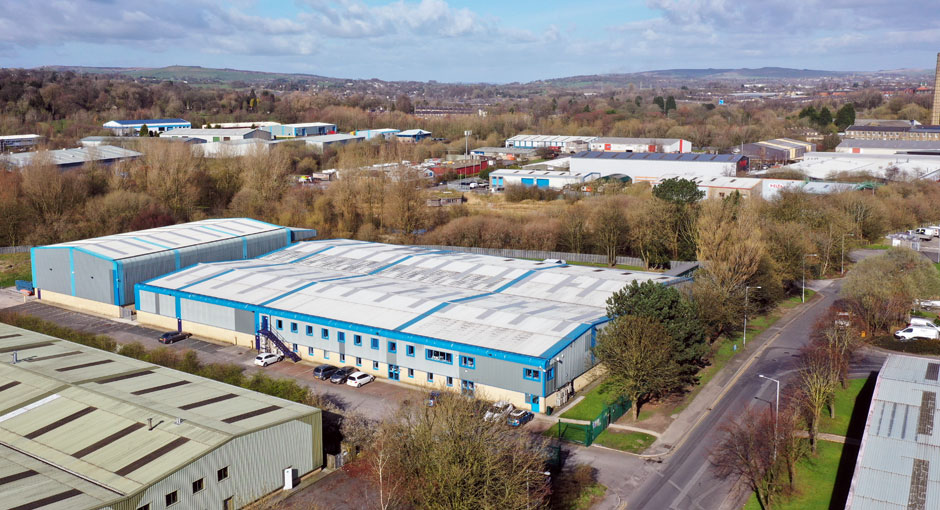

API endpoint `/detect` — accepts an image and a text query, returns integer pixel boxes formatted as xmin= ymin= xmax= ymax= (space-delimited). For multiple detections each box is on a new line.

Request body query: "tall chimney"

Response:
xmin=933 ymin=52 xmax=940 ymax=125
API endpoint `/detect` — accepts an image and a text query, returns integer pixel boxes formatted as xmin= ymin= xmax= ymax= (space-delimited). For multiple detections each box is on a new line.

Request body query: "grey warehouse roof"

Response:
xmin=140 ymin=240 xmax=684 ymax=360
xmin=847 ymin=354 xmax=940 ymax=509
xmin=0 ymin=322 xmax=318 ymax=508
xmin=572 ymin=151 xmax=744 ymax=163
xmin=838 ymin=139 xmax=940 ymax=150
xmin=1 ymin=145 xmax=142 ymax=168
xmin=592 ymin=137 xmax=682 ymax=144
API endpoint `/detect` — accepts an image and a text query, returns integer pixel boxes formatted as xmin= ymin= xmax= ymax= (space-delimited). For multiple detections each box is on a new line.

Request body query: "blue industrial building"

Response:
xmin=103 ymin=118 xmax=191 ymax=136
xmin=135 ymin=240 xmax=686 ymax=412
xmin=260 ymin=122 xmax=337 ymax=138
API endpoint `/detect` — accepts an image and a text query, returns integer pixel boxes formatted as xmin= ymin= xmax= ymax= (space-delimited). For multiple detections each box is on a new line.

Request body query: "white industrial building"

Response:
xmin=588 ymin=137 xmax=691 ymax=154
xmin=1 ymin=145 xmax=142 ymax=170
xmin=0 ymin=134 xmax=42 ymax=152
xmin=261 ymin=123 xmax=337 ymax=139
xmin=135 ymin=240 xmax=687 ymax=413
xmin=195 ymin=139 xmax=271 ymax=158
xmin=103 ymin=119 xmax=191 ymax=136
xmin=301 ymin=133 xmax=365 ymax=151
xmin=570 ymin=151 xmax=748 ymax=184
xmin=0 ymin=322 xmax=322 ymax=510
xmin=505 ymin=135 xmax=598 ymax=153
xmin=846 ymin=354 xmax=940 ymax=510
xmin=836 ymin=139 xmax=940 ymax=155
xmin=354 ymin=128 xmax=400 ymax=140
xmin=488 ymin=169 xmax=599 ymax=190
xmin=160 ymin=128 xmax=272 ymax=143
xmin=202 ymin=121 xmax=281 ymax=129
xmin=789 ymin=152 xmax=940 ymax=180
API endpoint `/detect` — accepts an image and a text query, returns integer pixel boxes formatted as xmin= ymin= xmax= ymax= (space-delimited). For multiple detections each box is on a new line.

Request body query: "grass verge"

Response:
xmin=865 ymin=244 xmax=890 ymax=250
xmin=743 ymin=441 xmax=856 ymax=510
xmin=592 ymin=429 xmax=656 ymax=453
xmin=0 ymin=252 xmax=31 ymax=288
xmin=561 ymin=382 xmax=619 ymax=421
xmin=543 ymin=422 xmax=589 ymax=443
xmin=780 ymin=289 xmax=816 ymax=310
xmin=818 ymin=378 xmax=868 ymax=437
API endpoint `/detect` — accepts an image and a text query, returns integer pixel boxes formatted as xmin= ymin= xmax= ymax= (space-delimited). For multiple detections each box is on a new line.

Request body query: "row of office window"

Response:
xmin=137 ymin=466 xmax=229 ymax=510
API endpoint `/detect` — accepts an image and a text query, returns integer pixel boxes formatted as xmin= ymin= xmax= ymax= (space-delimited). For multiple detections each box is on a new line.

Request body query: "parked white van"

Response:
xmin=909 ymin=318 xmax=940 ymax=330
xmin=895 ymin=326 xmax=940 ymax=341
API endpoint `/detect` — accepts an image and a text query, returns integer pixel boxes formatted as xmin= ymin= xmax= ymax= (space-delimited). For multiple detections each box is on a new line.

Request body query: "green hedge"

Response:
xmin=871 ymin=334 xmax=940 ymax=355
xmin=0 ymin=312 xmax=318 ymax=406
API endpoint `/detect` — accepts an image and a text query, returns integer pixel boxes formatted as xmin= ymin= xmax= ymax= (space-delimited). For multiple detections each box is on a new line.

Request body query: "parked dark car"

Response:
xmin=507 ymin=408 xmax=534 ymax=427
xmin=158 ymin=331 xmax=191 ymax=344
xmin=313 ymin=364 xmax=339 ymax=380
xmin=330 ymin=366 xmax=357 ymax=384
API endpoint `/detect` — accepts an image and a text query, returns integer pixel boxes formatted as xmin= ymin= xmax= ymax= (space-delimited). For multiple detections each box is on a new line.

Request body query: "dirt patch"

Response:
xmin=278 ymin=464 xmax=378 ymax=510
xmin=614 ymin=393 xmax=686 ymax=434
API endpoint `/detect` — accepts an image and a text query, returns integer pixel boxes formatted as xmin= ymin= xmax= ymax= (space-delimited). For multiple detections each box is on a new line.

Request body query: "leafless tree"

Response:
xmin=711 ymin=407 xmax=782 ymax=510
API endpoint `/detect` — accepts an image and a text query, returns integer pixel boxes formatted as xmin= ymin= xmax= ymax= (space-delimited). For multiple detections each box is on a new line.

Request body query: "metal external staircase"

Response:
xmin=257 ymin=329 xmax=301 ymax=362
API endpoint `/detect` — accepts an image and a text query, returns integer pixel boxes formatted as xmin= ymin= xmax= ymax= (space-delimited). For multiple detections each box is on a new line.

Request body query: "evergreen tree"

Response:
xmin=665 ymin=95 xmax=677 ymax=113
xmin=139 ymin=124 xmax=149 ymax=137
xmin=835 ymin=103 xmax=856 ymax=130
xmin=653 ymin=96 xmax=665 ymax=113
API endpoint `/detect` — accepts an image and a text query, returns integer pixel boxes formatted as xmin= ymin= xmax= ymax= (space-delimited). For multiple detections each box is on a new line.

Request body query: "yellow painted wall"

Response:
xmin=136 ymin=311 xmax=255 ymax=348
xmin=40 ymin=290 xmax=123 ymax=318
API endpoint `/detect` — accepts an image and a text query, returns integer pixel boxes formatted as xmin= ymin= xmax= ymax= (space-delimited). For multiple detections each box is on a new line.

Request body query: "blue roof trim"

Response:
xmin=539 ymin=316 xmax=611 ymax=361
xmin=32 ymin=245 xmax=115 ymax=262
xmin=68 ymin=250 xmax=75 ymax=297
xmin=29 ymin=247 xmax=38 ymax=289
xmin=136 ymin=282 xmax=546 ymax=366
xmin=132 ymin=237 xmax=172 ymax=250
xmin=198 ymin=225 xmax=241 ymax=237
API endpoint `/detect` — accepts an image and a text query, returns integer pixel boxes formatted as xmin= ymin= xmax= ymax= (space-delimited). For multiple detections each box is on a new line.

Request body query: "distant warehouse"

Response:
xmin=569 ymin=151 xmax=748 ymax=184
xmin=135 ymin=240 xmax=687 ymax=413
xmin=740 ymin=138 xmax=814 ymax=165
xmin=0 ymin=145 xmax=142 ymax=170
xmin=588 ymin=137 xmax=692 ymax=154
xmin=159 ymin=128 xmax=273 ymax=143
xmin=103 ymin=118 xmax=191 ymax=136
xmin=31 ymin=219 xmax=299 ymax=318
xmin=0 ymin=322 xmax=322 ymax=510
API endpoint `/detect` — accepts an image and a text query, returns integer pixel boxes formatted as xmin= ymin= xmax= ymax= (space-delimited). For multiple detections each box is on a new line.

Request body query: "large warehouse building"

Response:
xmin=0 ymin=323 xmax=322 ymax=510
xmin=588 ymin=137 xmax=691 ymax=154
xmin=569 ymin=151 xmax=748 ymax=184
xmin=505 ymin=135 xmax=598 ymax=153
xmin=135 ymin=240 xmax=687 ymax=412
xmin=31 ymin=219 xmax=294 ymax=317
xmin=846 ymin=354 xmax=940 ymax=510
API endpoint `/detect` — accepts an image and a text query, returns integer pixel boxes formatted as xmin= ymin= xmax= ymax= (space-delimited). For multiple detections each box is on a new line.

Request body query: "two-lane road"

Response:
xmin=628 ymin=279 xmax=887 ymax=510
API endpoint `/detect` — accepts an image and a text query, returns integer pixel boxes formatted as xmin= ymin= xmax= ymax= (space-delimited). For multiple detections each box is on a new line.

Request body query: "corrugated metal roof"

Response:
xmin=838 ymin=139 xmax=940 ymax=150
xmin=104 ymin=119 xmax=188 ymax=127
xmin=0 ymin=323 xmax=318 ymax=504
xmin=572 ymin=151 xmax=744 ymax=163
xmin=43 ymin=218 xmax=286 ymax=261
xmin=1 ymin=145 xmax=142 ymax=168
xmin=142 ymin=240 xmax=684 ymax=359
xmin=304 ymin=134 xmax=364 ymax=143
xmin=592 ymin=137 xmax=682 ymax=145
xmin=847 ymin=354 xmax=940 ymax=509
xmin=159 ymin=128 xmax=262 ymax=137
xmin=507 ymin=135 xmax=597 ymax=143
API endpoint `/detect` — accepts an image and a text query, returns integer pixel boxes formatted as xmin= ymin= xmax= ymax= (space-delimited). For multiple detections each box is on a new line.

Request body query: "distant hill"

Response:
xmin=38 ymin=65 xmax=340 ymax=85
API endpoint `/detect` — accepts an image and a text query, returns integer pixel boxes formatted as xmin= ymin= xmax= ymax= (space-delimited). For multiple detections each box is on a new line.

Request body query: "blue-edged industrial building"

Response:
xmin=103 ymin=118 xmax=191 ymax=136
xmin=30 ymin=219 xmax=298 ymax=317
xmin=260 ymin=122 xmax=337 ymax=138
xmin=135 ymin=240 xmax=686 ymax=412
xmin=395 ymin=129 xmax=432 ymax=142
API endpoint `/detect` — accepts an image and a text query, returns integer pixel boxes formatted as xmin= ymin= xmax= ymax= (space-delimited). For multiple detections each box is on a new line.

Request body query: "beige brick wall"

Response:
xmin=39 ymin=290 xmax=123 ymax=318
xmin=136 ymin=311 xmax=255 ymax=348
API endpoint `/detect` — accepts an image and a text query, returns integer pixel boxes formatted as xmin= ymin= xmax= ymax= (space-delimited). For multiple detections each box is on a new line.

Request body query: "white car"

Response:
xmin=483 ymin=400 xmax=514 ymax=422
xmin=346 ymin=371 xmax=375 ymax=388
xmin=254 ymin=352 xmax=284 ymax=367
xmin=895 ymin=326 xmax=940 ymax=341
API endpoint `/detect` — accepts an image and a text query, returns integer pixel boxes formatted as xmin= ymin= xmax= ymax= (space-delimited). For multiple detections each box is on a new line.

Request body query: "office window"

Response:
xmin=308 ymin=346 xmax=314 ymax=356
xmin=338 ymin=332 xmax=346 ymax=343
xmin=408 ymin=368 xmax=414 ymax=378
xmin=427 ymin=372 xmax=434 ymax=383
xmin=321 ymin=328 xmax=329 ymax=340
xmin=290 ymin=322 xmax=298 ymax=333
xmin=371 ymin=338 xmax=379 ymax=350
xmin=217 ymin=466 xmax=229 ymax=481
xmin=354 ymin=335 xmax=362 ymax=346
xmin=356 ymin=357 xmax=362 ymax=366
xmin=306 ymin=325 xmax=313 ymax=336
xmin=406 ymin=345 xmax=415 ymax=357
xmin=388 ymin=341 xmax=397 ymax=353
xmin=459 ymin=355 xmax=475 ymax=369
xmin=373 ymin=361 xmax=379 ymax=370
xmin=165 ymin=491 xmax=178 ymax=507
xmin=425 ymin=349 xmax=453 ymax=364
xmin=523 ymin=368 xmax=540 ymax=381
xmin=547 ymin=367 xmax=555 ymax=381
xmin=192 ymin=478 xmax=204 ymax=494
xmin=275 ymin=319 xmax=283 ymax=330
xmin=340 ymin=354 xmax=346 ymax=363
xmin=446 ymin=376 xmax=454 ymax=386
xmin=292 ymin=343 xmax=298 ymax=353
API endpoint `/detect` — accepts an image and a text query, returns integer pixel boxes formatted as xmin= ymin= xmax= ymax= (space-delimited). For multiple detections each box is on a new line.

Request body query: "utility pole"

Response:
xmin=758 ymin=374 xmax=780 ymax=462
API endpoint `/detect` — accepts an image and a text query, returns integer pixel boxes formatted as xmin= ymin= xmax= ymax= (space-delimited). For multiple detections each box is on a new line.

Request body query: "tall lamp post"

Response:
xmin=803 ymin=253 xmax=818 ymax=303
xmin=758 ymin=374 xmax=780 ymax=461
xmin=841 ymin=233 xmax=854 ymax=275
xmin=743 ymin=285 xmax=761 ymax=347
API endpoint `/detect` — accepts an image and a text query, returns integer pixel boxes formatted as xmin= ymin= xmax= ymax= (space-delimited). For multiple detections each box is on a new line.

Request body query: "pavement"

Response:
xmin=0 ymin=300 xmax=423 ymax=421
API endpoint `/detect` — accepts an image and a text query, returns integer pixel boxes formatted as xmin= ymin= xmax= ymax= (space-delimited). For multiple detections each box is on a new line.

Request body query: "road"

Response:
xmin=627 ymin=278 xmax=888 ymax=510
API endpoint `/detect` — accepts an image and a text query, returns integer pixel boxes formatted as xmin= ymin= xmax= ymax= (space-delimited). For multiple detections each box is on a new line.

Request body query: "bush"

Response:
xmin=504 ymin=184 xmax=562 ymax=202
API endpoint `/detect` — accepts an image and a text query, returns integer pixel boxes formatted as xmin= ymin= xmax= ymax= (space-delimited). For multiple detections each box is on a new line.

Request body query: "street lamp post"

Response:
xmin=743 ymin=285 xmax=761 ymax=347
xmin=758 ymin=374 xmax=780 ymax=461
xmin=841 ymin=233 xmax=854 ymax=275
xmin=803 ymin=253 xmax=818 ymax=303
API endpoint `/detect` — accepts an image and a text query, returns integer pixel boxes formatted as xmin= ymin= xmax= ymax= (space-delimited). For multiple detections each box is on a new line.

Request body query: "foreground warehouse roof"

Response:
xmin=0 ymin=322 xmax=318 ymax=508
xmin=43 ymin=218 xmax=287 ymax=261
xmin=847 ymin=354 xmax=940 ymax=509
xmin=139 ymin=240 xmax=684 ymax=360
xmin=1 ymin=145 xmax=142 ymax=169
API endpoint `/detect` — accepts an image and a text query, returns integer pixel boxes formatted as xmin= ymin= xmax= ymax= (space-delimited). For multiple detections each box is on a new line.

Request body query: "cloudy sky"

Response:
xmin=0 ymin=0 xmax=937 ymax=83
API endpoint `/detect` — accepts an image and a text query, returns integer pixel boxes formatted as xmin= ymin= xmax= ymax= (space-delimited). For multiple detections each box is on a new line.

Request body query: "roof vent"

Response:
xmin=927 ymin=363 xmax=939 ymax=381
xmin=175 ymin=417 xmax=184 ymax=425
